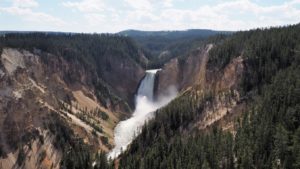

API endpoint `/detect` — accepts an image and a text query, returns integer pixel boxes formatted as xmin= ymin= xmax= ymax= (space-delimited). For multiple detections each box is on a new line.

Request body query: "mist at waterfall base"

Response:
xmin=107 ymin=70 xmax=177 ymax=159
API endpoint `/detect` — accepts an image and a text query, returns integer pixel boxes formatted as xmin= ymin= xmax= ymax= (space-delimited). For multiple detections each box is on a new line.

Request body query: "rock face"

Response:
xmin=100 ymin=54 xmax=145 ymax=107
xmin=156 ymin=43 xmax=244 ymax=92
xmin=156 ymin=44 xmax=245 ymax=132
xmin=0 ymin=48 xmax=145 ymax=169
xmin=197 ymin=56 xmax=245 ymax=132
xmin=156 ymin=44 xmax=213 ymax=95
xmin=0 ymin=42 xmax=245 ymax=169
xmin=154 ymin=58 xmax=180 ymax=96
xmin=1 ymin=48 xmax=26 ymax=75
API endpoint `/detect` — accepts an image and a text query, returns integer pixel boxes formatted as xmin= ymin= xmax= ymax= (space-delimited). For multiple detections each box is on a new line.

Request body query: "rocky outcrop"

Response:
xmin=197 ymin=56 xmax=245 ymax=132
xmin=0 ymin=40 xmax=246 ymax=168
xmin=156 ymin=44 xmax=213 ymax=95
xmin=100 ymin=54 xmax=145 ymax=107
xmin=0 ymin=48 xmax=144 ymax=169
xmin=156 ymin=44 xmax=245 ymax=132
xmin=0 ymin=129 xmax=62 ymax=169
xmin=154 ymin=58 xmax=180 ymax=96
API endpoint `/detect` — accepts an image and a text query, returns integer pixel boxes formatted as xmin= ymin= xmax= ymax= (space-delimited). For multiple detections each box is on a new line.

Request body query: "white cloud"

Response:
xmin=124 ymin=0 xmax=153 ymax=11
xmin=12 ymin=0 xmax=39 ymax=8
xmin=0 ymin=0 xmax=65 ymax=28
xmin=106 ymin=0 xmax=300 ymax=32
xmin=62 ymin=0 xmax=106 ymax=13
xmin=129 ymin=0 xmax=300 ymax=31
xmin=84 ymin=13 xmax=105 ymax=26
xmin=0 ymin=6 xmax=65 ymax=26
xmin=0 ymin=0 xmax=299 ymax=33
xmin=5 ymin=0 xmax=297 ymax=33
xmin=161 ymin=0 xmax=173 ymax=8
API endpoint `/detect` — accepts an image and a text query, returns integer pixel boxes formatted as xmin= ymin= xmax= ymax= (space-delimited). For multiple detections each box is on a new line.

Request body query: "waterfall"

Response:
xmin=136 ymin=69 xmax=158 ymax=101
xmin=107 ymin=69 xmax=177 ymax=159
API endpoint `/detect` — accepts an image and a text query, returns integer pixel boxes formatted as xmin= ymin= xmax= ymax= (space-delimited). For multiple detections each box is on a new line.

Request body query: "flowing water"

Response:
xmin=107 ymin=69 xmax=177 ymax=159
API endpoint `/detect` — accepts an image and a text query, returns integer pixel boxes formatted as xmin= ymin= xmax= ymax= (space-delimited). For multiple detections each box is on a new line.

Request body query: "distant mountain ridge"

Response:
xmin=0 ymin=24 xmax=299 ymax=169
xmin=0 ymin=31 xmax=77 ymax=35
xmin=119 ymin=29 xmax=233 ymax=68
xmin=0 ymin=29 xmax=232 ymax=36
xmin=118 ymin=29 xmax=232 ymax=38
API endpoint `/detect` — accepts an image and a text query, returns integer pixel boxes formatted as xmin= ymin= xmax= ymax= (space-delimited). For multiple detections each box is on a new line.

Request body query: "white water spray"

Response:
xmin=107 ymin=69 xmax=177 ymax=159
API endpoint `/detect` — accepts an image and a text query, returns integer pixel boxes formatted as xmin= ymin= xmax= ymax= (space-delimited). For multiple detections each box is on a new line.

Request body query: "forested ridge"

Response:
xmin=118 ymin=24 xmax=300 ymax=169
xmin=0 ymin=33 xmax=147 ymax=109
xmin=208 ymin=25 xmax=300 ymax=94
xmin=0 ymin=33 xmax=146 ymax=169
xmin=0 ymin=24 xmax=299 ymax=169
xmin=119 ymin=29 xmax=231 ymax=68
xmin=0 ymin=33 xmax=147 ymax=70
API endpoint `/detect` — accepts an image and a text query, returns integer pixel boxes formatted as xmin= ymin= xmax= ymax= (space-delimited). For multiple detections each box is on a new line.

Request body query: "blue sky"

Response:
xmin=0 ymin=0 xmax=299 ymax=33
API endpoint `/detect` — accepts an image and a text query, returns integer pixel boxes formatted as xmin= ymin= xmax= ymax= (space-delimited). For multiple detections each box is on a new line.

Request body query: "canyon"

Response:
xmin=0 ymin=24 xmax=299 ymax=169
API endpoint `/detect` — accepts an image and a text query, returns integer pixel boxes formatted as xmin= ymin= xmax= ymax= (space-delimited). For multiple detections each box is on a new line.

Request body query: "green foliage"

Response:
xmin=119 ymin=64 xmax=300 ymax=169
xmin=60 ymin=102 xmax=104 ymax=134
xmin=45 ymin=112 xmax=113 ymax=169
xmin=0 ymin=145 xmax=3 ymax=157
xmin=119 ymin=88 xmax=234 ymax=169
xmin=0 ymin=33 xmax=144 ymax=107
xmin=119 ymin=25 xmax=300 ymax=169
xmin=101 ymin=112 xmax=109 ymax=121
xmin=38 ymin=150 xmax=47 ymax=163
xmin=16 ymin=147 xmax=25 ymax=166
xmin=45 ymin=113 xmax=113 ymax=169
xmin=208 ymin=24 xmax=300 ymax=94
xmin=94 ymin=151 xmax=113 ymax=169
xmin=100 ymin=136 xmax=109 ymax=145
xmin=148 ymin=38 xmax=207 ymax=68
xmin=21 ymin=129 xmax=40 ymax=145
xmin=234 ymin=65 xmax=300 ymax=169
xmin=1 ymin=24 xmax=299 ymax=169
xmin=0 ymin=33 xmax=143 ymax=69
xmin=120 ymin=29 xmax=231 ymax=68
xmin=96 ymin=110 xmax=109 ymax=121
xmin=46 ymin=112 xmax=91 ymax=168
xmin=92 ymin=129 xmax=97 ymax=136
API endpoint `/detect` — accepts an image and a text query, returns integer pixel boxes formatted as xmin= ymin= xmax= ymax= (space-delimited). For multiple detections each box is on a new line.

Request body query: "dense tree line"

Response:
xmin=46 ymin=112 xmax=113 ymax=169
xmin=119 ymin=61 xmax=299 ymax=169
xmin=208 ymin=24 xmax=300 ymax=94
xmin=0 ymin=33 xmax=140 ymax=108
xmin=46 ymin=112 xmax=92 ymax=169
xmin=1 ymin=24 xmax=299 ymax=168
xmin=119 ymin=29 xmax=231 ymax=68
xmin=118 ymin=24 xmax=300 ymax=168
xmin=0 ymin=33 xmax=145 ymax=68
xmin=148 ymin=37 xmax=207 ymax=68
